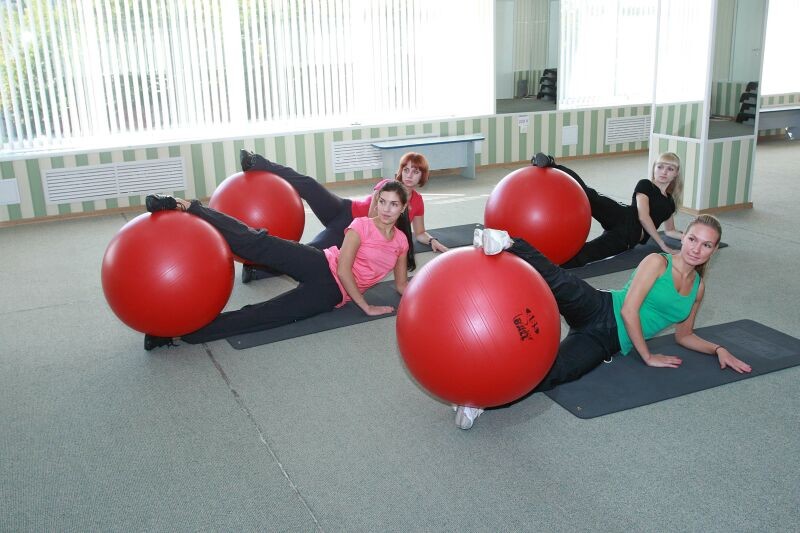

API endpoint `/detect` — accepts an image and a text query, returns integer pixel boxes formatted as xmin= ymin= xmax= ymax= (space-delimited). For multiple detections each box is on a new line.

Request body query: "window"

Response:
xmin=559 ymin=0 xmax=657 ymax=110
xmin=653 ymin=0 xmax=712 ymax=104
xmin=0 ymin=0 xmax=493 ymax=154
xmin=762 ymin=0 xmax=800 ymax=96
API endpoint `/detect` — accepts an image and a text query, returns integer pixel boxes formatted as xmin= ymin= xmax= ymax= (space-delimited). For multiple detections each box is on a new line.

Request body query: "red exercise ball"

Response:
xmin=484 ymin=165 xmax=590 ymax=265
xmin=209 ymin=169 xmax=305 ymax=243
xmin=101 ymin=211 xmax=234 ymax=337
xmin=396 ymin=247 xmax=560 ymax=408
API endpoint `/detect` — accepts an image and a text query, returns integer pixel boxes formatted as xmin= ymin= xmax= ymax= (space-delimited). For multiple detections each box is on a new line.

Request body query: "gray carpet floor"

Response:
xmin=2 ymin=141 xmax=798 ymax=531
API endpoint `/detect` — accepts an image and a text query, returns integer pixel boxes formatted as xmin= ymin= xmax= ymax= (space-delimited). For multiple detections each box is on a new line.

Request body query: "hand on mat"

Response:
xmin=363 ymin=304 xmax=395 ymax=316
xmin=644 ymin=353 xmax=682 ymax=368
xmin=718 ymin=349 xmax=752 ymax=373
xmin=431 ymin=239 xmax=449 ymax=254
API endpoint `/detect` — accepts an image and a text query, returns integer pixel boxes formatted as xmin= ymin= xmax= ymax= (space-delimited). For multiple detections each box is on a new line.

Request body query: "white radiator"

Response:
xmin=44 ymin=157 xmax=185 ymax=203
xmin=331 ymin=135 xmax=436 ymax=173
xmin=605 ymin=115 xmax=652 ymax=144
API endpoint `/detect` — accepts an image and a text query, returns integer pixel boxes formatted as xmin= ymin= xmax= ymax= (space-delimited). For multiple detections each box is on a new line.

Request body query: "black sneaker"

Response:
xmin=240 ymin=149 xmax=256 ymax=171
xmin=145 ymin=194 xmax=177 ymax=212
xmin=144 ymin=334 xmax=177 ymax=351
xmin=241 ymin=264 xmax=256 ymax=284
xmin=531 ymin=153 xmax=555 ymax=168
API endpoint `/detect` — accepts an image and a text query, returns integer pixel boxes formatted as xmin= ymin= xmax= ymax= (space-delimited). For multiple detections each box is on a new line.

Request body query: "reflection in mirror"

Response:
xmin=652 ymin=0 xmax=713 ymax=139
xmin=495 ymin=0 xmax=559 ymax=114
xmin=708 ymin=0 xmax=766 ymax=139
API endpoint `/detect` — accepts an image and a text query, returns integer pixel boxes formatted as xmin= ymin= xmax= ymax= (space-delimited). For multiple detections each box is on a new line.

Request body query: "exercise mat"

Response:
xmin=568 ymin=233 xmax=728 ymax=279
xmin=413 ymin=223 xmax=483 ymax=254
xmin=227 ymin=280 xmax=402 ymax=349
xmin=543 ymin=320 xmax=800 ymax=419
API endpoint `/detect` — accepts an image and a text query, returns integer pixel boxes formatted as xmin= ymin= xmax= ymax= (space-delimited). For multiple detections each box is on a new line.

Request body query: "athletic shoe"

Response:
xmin=482 ymin=228 xmax=513 ymax=255
xmin=472 ymin=228 xmax=484 ymax=248
xmin=145 ymin=194 xmax=177 ymax=212
xmin=240 ymin=149 xmax=271 ymax=172
xmin=455 ymin=406 xmax=484 ymax=430
xmin=144 ymin=334 xmax=176 ymax=351
xmin=241 ymin=264 xmax=256 ymax=284
xmin=532 ymin=152 xmax=555 ymax=168
xmin=240 ymin=149 xmax=256 ymax=171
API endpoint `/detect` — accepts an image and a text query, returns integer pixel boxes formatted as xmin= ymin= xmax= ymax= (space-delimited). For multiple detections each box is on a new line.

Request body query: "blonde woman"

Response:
xmin=532 ymin=152 xmax=684 ymax=268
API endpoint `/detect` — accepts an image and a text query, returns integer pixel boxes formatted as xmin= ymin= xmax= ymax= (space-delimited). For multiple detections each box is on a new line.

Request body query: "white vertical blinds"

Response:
xmin=653 ymin=0 xmax=713 ymax=104
xmin=558 ymin=0 xmax=657 ymax=110
xmin=512 ymin=0 xmax=550 ymax=74
xmin=762 ymin=0 xmax=800 ymax=96
xmin=0 ymin=0 xmax=493 ymax=153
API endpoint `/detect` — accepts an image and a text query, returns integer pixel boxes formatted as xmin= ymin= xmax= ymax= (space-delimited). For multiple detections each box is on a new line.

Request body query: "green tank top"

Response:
xmin=610 ymin=253 xmax=700 ymax=355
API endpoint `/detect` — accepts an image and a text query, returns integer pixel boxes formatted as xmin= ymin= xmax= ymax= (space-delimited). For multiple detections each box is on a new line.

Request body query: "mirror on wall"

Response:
xmin=495 ymin=0 xmax=560 ymax=114
xmin=652 ymin=0 xmax=714 ymax=140
xmin=708 ymin=0 xmax=766 ymax=139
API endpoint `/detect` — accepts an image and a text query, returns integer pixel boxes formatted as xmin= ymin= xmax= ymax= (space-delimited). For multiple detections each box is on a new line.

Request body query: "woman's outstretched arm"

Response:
xmin=674 ymin=284 xmax=752 ymax=373
xmin=411 ymin=214 xmax=449 ymax=253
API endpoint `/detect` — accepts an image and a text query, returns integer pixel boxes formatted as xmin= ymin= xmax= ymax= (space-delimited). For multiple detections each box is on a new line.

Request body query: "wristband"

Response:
xmin=714 ymin=345 xmax=725 ymax=355
xmin=429 ymin=238 xmax=437 ymax=246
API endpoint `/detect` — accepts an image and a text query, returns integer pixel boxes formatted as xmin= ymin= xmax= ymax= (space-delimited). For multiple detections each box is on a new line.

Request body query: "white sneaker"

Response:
xmin=482 ymin=228 xmax=513 ymax=255
xmin=472 ymin=228 xmax=484 ymax=248
xmin=455 ymin=406 xmax=484 ymax=430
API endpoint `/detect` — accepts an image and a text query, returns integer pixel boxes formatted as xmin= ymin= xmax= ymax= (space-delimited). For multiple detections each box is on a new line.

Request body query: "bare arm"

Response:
xmin=336 ymin=230 xmax=395 ymax=316
xmin=393 ymin=253 xmax=409 ymax=295
xmin=412 ymin=213 xmax=449 ymax=253
xmin=620 ymin=254 xmax=683 ymax=368
xmin=674 ymin=284 xmax=752 ymax=373
xmin=635 ymin=193 xmax=678 ymax=254
xmin=662 ymin=215 xmax=683 ymax=240
xmin=367 ymin=190 xmax=379 ymax=218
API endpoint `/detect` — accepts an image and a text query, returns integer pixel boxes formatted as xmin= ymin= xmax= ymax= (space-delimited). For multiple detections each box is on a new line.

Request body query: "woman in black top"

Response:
xmin=532 ymin=152 xmax=684 ymax=268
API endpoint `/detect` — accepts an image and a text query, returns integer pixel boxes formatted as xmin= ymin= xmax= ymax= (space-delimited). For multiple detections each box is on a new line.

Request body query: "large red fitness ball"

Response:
xmin=101 ymin=211 xmax=234 ymax=337
xmin=209 ymin=170 xmax=305 ymax=243
xmin=396 ymin=247 xmax=560 ymax=408
xmin=484 ymin=165 xmax=591 ymax=265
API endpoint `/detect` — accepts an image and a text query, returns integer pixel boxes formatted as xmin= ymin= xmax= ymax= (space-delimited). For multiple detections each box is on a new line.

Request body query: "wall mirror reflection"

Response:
xmin=652 ymin=0 xmax=714 ymax=140
xmin=495 ymin=0 xmax=559 ymax=114
xmin=708 ymin=0 xmax=767 ymax=139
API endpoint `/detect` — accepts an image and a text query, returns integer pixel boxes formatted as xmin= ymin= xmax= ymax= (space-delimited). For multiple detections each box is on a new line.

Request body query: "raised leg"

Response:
xmin=187 ymin=201 xmax=329 ymax=281
xmin=508 ymin=238 xmax=607 ymax=329
xmin=560 ymin=230 xmax=629 ymax=268
xmin=244 ymin=152 xmax=351 ymax=226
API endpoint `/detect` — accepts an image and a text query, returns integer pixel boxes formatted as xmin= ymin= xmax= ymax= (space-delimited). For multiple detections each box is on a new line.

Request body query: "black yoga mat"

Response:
xmin=544 ymin=320 xmax=800 ymax=419
xmin=413 ymin=223 xmax=483 ymax=254
xmin=227 ymin=280 xmax=402 ymax=349
xmin=568 ymin=233 xmax=729 ymax=279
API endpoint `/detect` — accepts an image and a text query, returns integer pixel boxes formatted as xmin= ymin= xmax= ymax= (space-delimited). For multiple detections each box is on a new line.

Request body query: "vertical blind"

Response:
xmin=512 ymin=0 xmax=550 ymax=74
xmin=558 ymin=0 xmax=657 ymax=110
xmin=762 ymin=0 xmax=800 ymax=96
xmin=653 ymin=0 xmax=712 ymax=105
xmin=0 ymin=0 xmax=493 ymax=153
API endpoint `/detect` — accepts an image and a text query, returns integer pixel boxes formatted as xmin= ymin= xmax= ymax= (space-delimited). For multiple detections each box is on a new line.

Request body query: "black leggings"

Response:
xmin=556 ymin=164 xmax=642 ymax=268
xmin=181 ymin=201 xmax=342 ymax=344
xmin=508 ymin=239 xmax=621 ymax=392
xmin=250 ymin=158 xmax=354 ymax=250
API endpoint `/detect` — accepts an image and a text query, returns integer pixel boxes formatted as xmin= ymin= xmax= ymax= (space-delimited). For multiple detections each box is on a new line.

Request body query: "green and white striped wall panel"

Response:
xmin=653 ymin=102 xmax=703 ymax=139
xmin=1 ymin=106 xmax=651 ymax=223
xmin=650 ymin=134 xmax=754 ymax=211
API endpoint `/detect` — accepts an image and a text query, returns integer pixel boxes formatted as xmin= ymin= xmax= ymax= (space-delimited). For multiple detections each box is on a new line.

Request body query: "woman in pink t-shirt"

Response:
xmin=140 ymin=181 xmax=414 ymax=351
xmin=239 ymin=150 xmax=448 ymax=283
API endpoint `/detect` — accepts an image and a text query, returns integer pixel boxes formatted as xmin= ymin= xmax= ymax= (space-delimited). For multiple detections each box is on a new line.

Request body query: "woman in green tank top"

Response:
xmin=454 ymin=215 xmax=752 ymax=430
